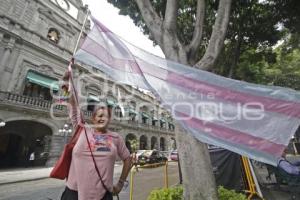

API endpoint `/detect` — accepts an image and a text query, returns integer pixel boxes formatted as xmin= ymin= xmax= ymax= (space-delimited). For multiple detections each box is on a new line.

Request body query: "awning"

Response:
xmin=160 ymin=118 xmax=166 ymax=123
xmin=88 ymin=95 xmax=100 ymax=102
xmin=26 ymin=71 xmax=59 ymax=90
xmin=141 ymin=112 xmax=150 ymax=119
xmin=167 ymin=118 xmax=174 ymax=125
xmin=127 ymin=108 xmax=138 ymax=115
xmin=152 ymin=116 xmax=158 ymax=121
xmin=106 ymin=99 xmax=116 ymax=107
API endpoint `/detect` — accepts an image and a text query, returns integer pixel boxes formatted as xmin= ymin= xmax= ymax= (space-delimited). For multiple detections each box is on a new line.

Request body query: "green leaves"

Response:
xmin=128 ymin=139 xmax=139 ymax=152
xmin=147 ymin=186 xmax=183 ymax=200
xmin=218 ymin=186 xmax=247 ymax=200
xmin=147 ymin=186 xmax=247 ymax=200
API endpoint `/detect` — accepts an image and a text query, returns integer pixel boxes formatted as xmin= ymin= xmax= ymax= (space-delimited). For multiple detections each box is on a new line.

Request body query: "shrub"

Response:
xmin=147 ymin=186 xmax=246 ymax=200
xmin=218 ymin=186 xmax=247 ymax=200
xmin=147 ymin=186 xmax=183 ymax=200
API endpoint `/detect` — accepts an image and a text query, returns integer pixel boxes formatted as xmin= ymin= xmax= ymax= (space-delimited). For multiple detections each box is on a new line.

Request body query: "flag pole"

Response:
xmin=67 ymin=8 xmax=90 ymax=108
xmin=72 ymin=8 xmax=90 ymax=56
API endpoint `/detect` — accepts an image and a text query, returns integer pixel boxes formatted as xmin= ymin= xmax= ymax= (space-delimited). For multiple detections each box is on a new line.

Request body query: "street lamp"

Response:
xmin=59 ymin=123 xmax=72 ymax=144
xmin=0 ymin=119 xmax=5 ymax=127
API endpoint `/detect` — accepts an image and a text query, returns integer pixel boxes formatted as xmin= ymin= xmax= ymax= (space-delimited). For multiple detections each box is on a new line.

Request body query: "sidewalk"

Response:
xmin=0 ymin=167 xmax=53 ymax=185
xmin=0 ymin=161 xmax=123 ymax=186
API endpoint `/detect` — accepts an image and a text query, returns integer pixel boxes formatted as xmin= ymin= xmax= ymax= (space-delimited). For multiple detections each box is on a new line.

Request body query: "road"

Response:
xmin=0 ymin=162 xmax=180 ymax=200
xmin=0 ymin=178 xmax=64 ymax=200
xmin=1 ymin=161 xmax=298 ymax=200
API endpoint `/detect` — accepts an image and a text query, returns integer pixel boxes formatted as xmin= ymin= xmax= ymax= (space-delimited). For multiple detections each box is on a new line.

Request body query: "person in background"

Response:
xmin=131 ymin=151 xmax=139 ymax=172
xmin=29 ymin=152 xmax=35 ymax=167
xmin=278 ymin=149 xmax=300 ymax=175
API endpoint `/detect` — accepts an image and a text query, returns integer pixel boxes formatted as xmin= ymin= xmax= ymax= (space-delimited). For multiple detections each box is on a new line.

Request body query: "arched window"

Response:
xmin=140 ymin=135 xmax=148 ymax=150
xmin=151 ymin=136 xmax=158 ymax=150
xmin=47 ymin=28 xmax=60 ymax=43
xmin=160 ymin=137 xmax=165 ymax=151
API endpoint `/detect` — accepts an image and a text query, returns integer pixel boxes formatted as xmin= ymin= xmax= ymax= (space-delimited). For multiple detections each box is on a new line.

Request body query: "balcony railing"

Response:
xmin=4 ymin=92 xmax=52 ymax=110
xmin=0 ymin=92 xmax=175 ymax=133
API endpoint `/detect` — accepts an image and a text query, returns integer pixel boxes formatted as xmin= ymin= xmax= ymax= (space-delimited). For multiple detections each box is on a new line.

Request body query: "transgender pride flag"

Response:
xmin=74 ymin=17 xmax=300 ymax=166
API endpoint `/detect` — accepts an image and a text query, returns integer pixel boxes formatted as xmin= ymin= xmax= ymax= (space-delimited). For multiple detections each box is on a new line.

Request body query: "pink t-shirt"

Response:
xmin=66 ymin=127 xmax=130 ymax=200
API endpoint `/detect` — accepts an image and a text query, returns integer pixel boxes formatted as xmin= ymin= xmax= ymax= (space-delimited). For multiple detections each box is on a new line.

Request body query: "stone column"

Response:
xmin=0 ymin=45 xmax=11 ymax=70
xmin=156 ymin=137 xmax=160 ymax=150
xmin=168 ymin=136 xmax=175 ymax=151
xmin=0 ymin=32 xmax=4 ymax=59
xmin=45 ymin=134 xmax=65 ymax=167
xmin=0 ymin=37 xmax=15 ymax=91
xmin=148 ymin=136 xmax=152 ymax=150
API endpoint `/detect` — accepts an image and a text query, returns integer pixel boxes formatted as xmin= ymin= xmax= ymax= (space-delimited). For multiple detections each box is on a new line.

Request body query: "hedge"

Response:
xmin=147 ymin=186 xmax=247 ymax=200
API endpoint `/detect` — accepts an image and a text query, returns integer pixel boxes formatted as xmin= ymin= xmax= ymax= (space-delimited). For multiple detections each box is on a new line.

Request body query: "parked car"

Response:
xmin=136 ymin=150 xmax=146 ymax=158
xmin=132 ymin=150 xmax=146 ymax=164
xmin=170 ymin=150 xmax=178 ymax=161
xmin=138 ymin=150 xmax=168 ymax=165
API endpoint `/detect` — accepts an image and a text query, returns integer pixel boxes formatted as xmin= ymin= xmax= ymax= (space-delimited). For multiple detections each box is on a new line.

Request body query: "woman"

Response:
xmin=61 ymin=72 xmax=132 ymax=200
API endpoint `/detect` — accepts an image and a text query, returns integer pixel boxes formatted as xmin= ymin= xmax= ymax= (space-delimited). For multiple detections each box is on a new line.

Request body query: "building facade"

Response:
xmin=0 ymin=0 xmax=176 ymax=168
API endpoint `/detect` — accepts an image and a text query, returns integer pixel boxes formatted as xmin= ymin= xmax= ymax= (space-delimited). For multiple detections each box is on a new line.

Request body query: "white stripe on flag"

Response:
xmin=74 ymin=16 xmax=300 ymax=166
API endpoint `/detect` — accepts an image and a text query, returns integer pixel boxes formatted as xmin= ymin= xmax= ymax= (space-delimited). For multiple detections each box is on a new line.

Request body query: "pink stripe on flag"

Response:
xmin=136 ymin=59 xmax=300 ymax=118
xmin=81 ymin=20 xmax=300 ymax=119
xmin=177 ymin=112 xmax=285 ymax=156
xmin=81 ymin=36 xmax=142 ymax=74
xmin=167 ymin=72 xmax=300 ymax=118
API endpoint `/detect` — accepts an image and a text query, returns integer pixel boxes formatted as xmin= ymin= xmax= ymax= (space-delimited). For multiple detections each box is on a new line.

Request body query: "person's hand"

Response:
xmin=112 ymin=182 xmax=123 ymax=195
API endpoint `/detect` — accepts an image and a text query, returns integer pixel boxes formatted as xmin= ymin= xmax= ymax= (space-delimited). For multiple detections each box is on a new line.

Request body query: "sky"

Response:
xmin=82 ymin=0 xmax=164 ymax=57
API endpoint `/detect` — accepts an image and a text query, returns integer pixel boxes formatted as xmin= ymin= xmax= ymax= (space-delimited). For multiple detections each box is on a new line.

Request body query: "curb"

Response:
xmin=0 ymin=176 xmax=51 ymax=186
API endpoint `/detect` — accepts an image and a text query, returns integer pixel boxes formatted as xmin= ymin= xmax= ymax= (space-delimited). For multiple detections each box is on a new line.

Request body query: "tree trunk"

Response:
xmin=175 ymin=123 xmax=218 ymax=200
xmin=133 ymin=1 xmax=233 ymax=199
xmin=174 ymin=55 xmax=218 ymax=200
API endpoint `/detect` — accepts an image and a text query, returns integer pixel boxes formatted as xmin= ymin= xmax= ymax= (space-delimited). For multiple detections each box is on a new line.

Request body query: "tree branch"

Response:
xmin=194 ymin=0 xmax=232 ymax=70
xmin=135 ymin=0 xmax=187 ymax=63
xmin=135 ymin=0 xmax=164 ymax=46
xmin=186 ymin=0 xmax=205 ymax=64
xmin=162 ymin=0 xmax=187 ymax=62
xmin=164 ymin=0 xmax=178 ymax=31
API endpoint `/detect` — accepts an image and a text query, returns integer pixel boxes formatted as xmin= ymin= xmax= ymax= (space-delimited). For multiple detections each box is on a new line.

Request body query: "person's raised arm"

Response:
xmin=62 ymin=70 xmax=82 ymax=129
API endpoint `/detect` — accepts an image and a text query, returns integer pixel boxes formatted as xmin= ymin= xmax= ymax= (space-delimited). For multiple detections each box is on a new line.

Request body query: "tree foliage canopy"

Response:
xmin=107 ymin=0 xmax=300 ymax=90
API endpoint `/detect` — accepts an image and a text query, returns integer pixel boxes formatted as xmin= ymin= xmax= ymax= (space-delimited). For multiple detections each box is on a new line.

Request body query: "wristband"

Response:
xmin=118 ymin=179 xmax=128 ymax=187
xmin=118 ymin=179 xmax=125 ymax=184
